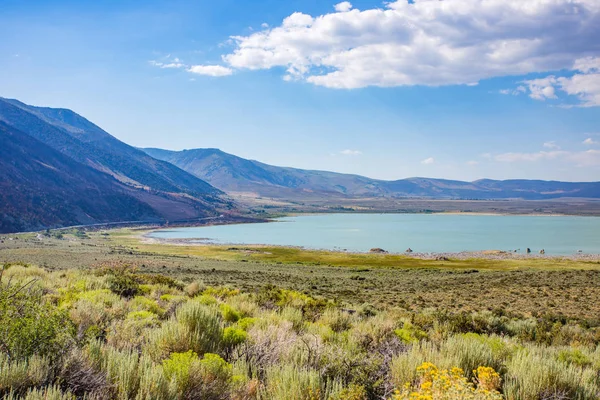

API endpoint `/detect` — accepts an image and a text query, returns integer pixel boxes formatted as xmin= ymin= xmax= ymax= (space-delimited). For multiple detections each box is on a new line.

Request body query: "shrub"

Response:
xmin=328 ymin=384 xmax=368 ymax=400
xmin=162 ymin=351 xmax=233 ymax=400
xmin=204 ymin=286 xmax=239 ymax=299
xmin=0 ymin=354 xmax=52 ymax=396
xmin=106 ymin=313 xmax=159 ymax=350
xmin=503 ymin=345 xmax=599 ymax=400
xmin=442 ymin=333 xmax=512 ymax=378
xmin=258 ymin=365 xmax=323 ymax=400
xmin=129 ymin=296 xmax=165 ymax=318
xmin=5 ymin=385 xmax=76 ymax=400
xmin=221 ymin=304 xmax=242 ymax=323
xmin=146 ymin=321 xmax=193 ymax=361
xmin=185 ymin=281 xmax=204 ymax=297
xmin=175 ymin=301 xmax=223 ymax=354
xmin=138 ymin=274 xmax=184 ymax=290
xmin=162 ymin=350 xmax=199 ymax=393
xmin=0 ymin=278 xmax=73 ymax=361
xmin=392 ymin=362 xmax=502 ymax=400
xmin=101 ymin=265 xmax=141 ymax=298
xmin=318 ymin=309 xmax=353 ymax=333
xmin=394 ymin=321 xmax=428 ymax=344
xmin=557 ymin=347 xmax=593 ymax=368
xmin=148 ymin=302 xmax=223 ymax=361
xmin=199 ymin=353 xmax=233 ymax=383
xmin=280 ymin=307 xmax=305 ymax=332
xmin=135 ymin=358 xmax=171 ymax=400
xmin=223 ymin=327 xmax=248 ymax=348
xmin=58 ymin=348 xmax=109 ymax=398
xmin=99 ymin=345 xmax=160 ymax=400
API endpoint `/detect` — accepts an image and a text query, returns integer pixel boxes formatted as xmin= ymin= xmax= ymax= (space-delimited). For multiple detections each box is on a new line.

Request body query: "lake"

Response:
xmin=149 ymin=213 xmax=600 ymax=255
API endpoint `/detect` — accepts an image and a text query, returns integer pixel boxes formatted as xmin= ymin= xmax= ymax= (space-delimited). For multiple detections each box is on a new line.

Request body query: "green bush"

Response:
xmin=162 ymin=351 xmax=233 ymax=400
xmin=162 ymin=350 xmax=199 ymax=393
xmin=99 ymin=265 xmax=141 ymax=298
xmin=221 ymin=304 xmax=242 ymax=323
xmin=5 ymin=385 xmax=75 ymax=400
xmin=0 ymin=354 xmax=52 ymax=396
xmin=176 ymin=301 xmax=223 ymax=354
xmin=0 ymin=279 xmax=73 ymax=361
xmin=138 ymin=273 xmax=184 ymax=290
xmin=503 ymin=345 xmax=599 ymax=400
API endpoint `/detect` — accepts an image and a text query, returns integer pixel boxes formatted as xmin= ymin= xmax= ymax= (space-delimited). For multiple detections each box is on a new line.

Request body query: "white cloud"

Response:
xmin=150 ymin=59 xmax=185 ymax=69
xmin=584 ymin=138 xmax=598 ymax=145
xmin=467 ymin=160 xmax=479 ymax=166
xmin=261 ymin=23 xmax=269 ymax=29
xmin=340 ymin=149 xmax=362 ymax=156
xmin=187 ymin=65 xmax=234 ymax=76
xmin=494 ymin=150 xmax=600 ymax=167
xmin=421 ymin=157 xmax=435 ymax=165
xmin=520 ymin=57 xmax=600 ymax=107
xmin=219 ymin=0 xmax=600 ymax=89
xmin=543 ymin=141 xmax=560 ymax=149
xmin=334 ymin=2 xmax=352 ymax=12
xmin=499 ymin=85 xmax=528 ymax=96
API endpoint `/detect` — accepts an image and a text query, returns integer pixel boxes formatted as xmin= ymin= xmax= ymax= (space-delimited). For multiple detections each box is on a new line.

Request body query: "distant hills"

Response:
xmin=143 ymin=147 xmax=600 ymax=200
xmin=0 ymin=98 xmax=231 ymax=233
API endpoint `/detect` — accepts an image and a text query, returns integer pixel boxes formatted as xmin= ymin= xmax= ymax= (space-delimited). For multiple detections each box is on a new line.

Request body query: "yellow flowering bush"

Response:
xmin=393 ymin=362 xmax=503 ymax=400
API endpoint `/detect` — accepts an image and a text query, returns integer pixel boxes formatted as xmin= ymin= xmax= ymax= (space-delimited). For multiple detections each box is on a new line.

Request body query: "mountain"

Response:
xmin=0 ymin=122 xmax=159 ymax=232
xmin=142 ymin=147 xmax=600 ymax=200
xmin=0 ymin=98 xmax=220 ymax=197
xmin=0 ymin=98 xmax=233 ymax=233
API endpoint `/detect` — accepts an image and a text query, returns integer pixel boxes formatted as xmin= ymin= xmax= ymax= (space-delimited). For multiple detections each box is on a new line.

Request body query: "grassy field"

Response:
xmin=2 ymin=228 xmax=600 ymax=320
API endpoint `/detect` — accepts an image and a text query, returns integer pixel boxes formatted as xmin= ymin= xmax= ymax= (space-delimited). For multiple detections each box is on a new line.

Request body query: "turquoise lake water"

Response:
xmin=149 ymin=214 xmax=600 ymax=255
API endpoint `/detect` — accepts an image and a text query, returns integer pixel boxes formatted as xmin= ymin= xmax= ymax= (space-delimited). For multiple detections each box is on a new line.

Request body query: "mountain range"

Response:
xmin=0 ymin=98 xmax=231 ymax=233
xmin=142 ymin=148 xmax=600 ymax=200
xmin=2 ymin=96 xmax=600 ymax=233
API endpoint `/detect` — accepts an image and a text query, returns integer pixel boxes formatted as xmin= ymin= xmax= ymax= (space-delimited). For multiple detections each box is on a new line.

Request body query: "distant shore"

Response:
xmin=140 ymin=234 xmax=600 ymax=261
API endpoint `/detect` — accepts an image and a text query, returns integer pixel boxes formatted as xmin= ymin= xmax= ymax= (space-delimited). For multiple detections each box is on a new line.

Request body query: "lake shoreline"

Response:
xmin=139 ymin=233 xmax=600 ymax=261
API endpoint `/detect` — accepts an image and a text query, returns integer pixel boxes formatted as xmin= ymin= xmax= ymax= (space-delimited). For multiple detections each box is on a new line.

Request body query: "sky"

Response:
xmin=1 ymin=0 xmax=599 ymax=182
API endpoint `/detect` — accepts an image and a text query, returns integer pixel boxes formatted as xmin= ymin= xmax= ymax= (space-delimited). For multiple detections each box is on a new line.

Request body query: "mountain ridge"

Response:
xmin=0 ymin=98 xmax=233 ymax=233
xmin=142 ymin=147 xmax=600 ymax=200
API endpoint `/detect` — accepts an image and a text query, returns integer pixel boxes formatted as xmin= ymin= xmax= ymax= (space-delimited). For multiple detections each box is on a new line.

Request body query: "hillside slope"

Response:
xmin=0 ymin=122 xmax=160 ymax=232
xmin=0 ymin=99 xmax=235 ymax=233
xmin=143 ymin=147 xmax=600 ymax=200
xmin=0 ymin=98 xmax=221 ymax=198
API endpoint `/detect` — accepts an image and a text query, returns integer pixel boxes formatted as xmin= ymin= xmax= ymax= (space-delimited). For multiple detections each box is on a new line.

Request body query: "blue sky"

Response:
xmin=1 ymin=0 xmax=599 ymax=181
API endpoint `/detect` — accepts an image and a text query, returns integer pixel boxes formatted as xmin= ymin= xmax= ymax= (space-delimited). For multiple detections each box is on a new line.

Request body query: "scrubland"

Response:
xmin=1 ymin=230 xmax=600 ymax=399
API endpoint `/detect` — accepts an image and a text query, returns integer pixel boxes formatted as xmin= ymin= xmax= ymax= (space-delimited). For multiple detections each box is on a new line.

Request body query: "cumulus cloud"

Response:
xmin=340 ymin=149 xmax=362 ymax=155
xmin=421 ymin=157 xmax=435 ymax=165
xmin=334 ymin=2 xmax=352 ymax=12
xmin=219 ymin=0 xmax=600 ymax=89
xmin=467 ymin=160 xmax=479 ymax=166
xmin=584 ymin=138 xmax=598 ymax=145
xmin=187 ymin=65 xmax=233 ymax=76
xmin=520 ymin=57 xmax=600 ymax=107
